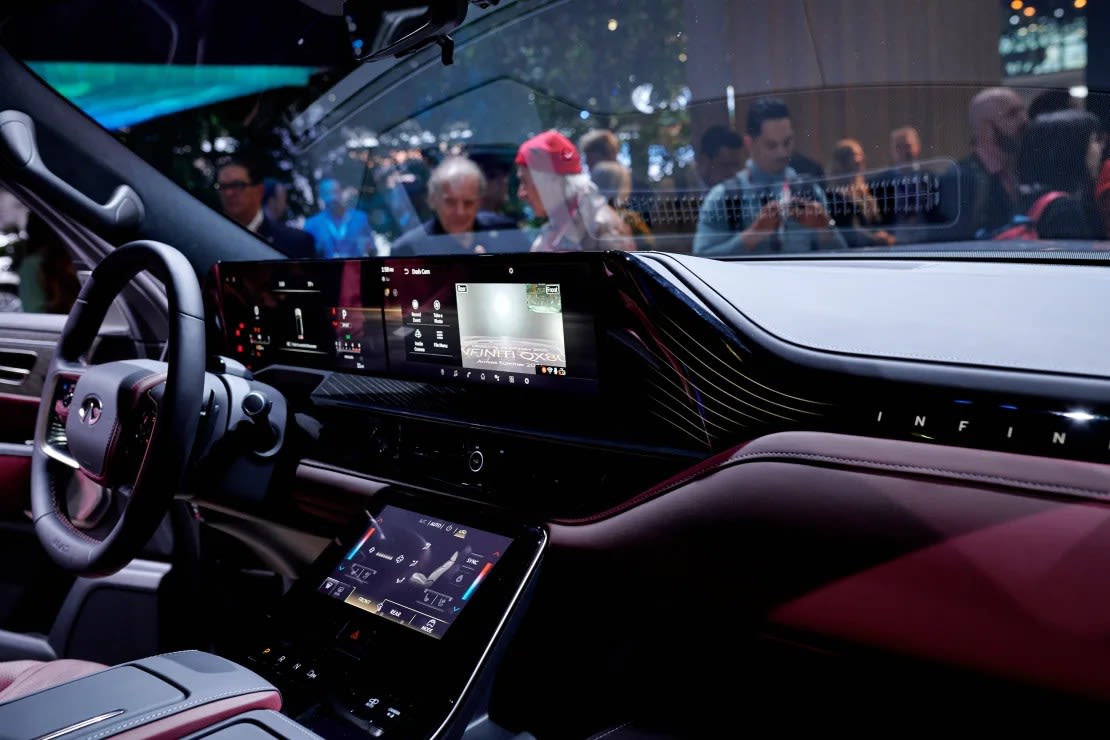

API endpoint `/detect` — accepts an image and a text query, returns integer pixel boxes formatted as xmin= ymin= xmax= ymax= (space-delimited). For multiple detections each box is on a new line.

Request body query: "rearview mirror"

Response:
xmin=344 ymin=0 xmax=500 ymax=66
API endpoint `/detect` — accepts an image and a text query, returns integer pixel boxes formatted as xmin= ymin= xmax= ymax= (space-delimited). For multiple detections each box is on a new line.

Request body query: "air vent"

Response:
xmin=0 ymin=349 xmax=36 ymax=385
xmin=314 ymin=374 xmax=463 ymax=413
xmin=607 ymin=264 xmax=836 ymax=451
xmin=624 ymin=307 xmax=830 ymax=449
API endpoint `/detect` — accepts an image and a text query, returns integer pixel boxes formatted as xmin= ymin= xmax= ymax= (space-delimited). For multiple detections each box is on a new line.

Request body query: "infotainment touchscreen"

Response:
xmin=381 ymin=258 xmax=599 ymax=392
xmin=316 ymin=504 xmax=514 ymax=640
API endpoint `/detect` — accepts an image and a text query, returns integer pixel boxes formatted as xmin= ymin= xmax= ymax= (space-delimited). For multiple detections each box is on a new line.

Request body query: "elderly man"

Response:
xmin=389 ymin=156 xmax=528 ymax=256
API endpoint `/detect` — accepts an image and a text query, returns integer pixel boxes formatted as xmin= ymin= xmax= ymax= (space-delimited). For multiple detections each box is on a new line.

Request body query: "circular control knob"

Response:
xmin=242 ymin=390 xmax=272 ymax=418
xmin=241 ymin=390 xmax=277 ymax=451
xmin=467 ymin=449 xmax=484 ymax=473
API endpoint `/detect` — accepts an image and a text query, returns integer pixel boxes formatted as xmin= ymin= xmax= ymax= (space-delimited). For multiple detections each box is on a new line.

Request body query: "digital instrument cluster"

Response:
xmin=211 ymin=255 xmax=601 ymax=394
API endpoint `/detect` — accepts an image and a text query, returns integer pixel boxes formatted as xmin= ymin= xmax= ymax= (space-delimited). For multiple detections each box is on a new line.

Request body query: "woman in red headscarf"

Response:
xmin=514 ymin=130 xmax=636 ymax=252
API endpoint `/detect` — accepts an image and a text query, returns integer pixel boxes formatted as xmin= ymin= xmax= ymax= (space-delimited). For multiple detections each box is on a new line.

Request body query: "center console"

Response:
xmin=237 ymin=487 xmax=546 ymax=739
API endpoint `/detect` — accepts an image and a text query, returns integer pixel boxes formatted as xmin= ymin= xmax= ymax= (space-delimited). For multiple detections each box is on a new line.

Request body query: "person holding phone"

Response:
xmin=693 ymin=98 xmax=847 ymax=255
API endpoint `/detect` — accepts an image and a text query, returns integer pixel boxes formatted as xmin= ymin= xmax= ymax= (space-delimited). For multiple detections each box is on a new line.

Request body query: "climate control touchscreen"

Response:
xmin=316 ymin=504 xmax=513 ymax=640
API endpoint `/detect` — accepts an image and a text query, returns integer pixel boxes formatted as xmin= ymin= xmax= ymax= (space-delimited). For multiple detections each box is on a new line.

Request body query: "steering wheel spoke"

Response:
xmin=39 ymin=362 xmax=85 ymax=469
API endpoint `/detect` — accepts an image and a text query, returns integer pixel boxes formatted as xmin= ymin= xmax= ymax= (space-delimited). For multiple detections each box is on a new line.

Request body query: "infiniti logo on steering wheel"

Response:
xmin=77 ymin=396 xmax=102 ymax=426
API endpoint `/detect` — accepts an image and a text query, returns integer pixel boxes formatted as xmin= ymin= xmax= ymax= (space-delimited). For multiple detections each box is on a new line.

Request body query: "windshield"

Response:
xmin=3 ymin=0 xmax=1106 ymax=259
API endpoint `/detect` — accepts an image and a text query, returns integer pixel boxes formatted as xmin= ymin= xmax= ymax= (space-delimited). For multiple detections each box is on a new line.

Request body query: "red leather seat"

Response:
xmin=0 ymin=658 xmax=107 ymax=704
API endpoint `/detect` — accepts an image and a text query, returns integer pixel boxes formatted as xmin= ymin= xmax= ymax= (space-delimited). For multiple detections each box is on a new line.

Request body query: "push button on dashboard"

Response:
xmin=350 ymin=690 xmax=413 ymax=737
xmin=467 ymin=449 xmax=484 ymax=473
xmin=337 ymin=620 xmax=375 ymax=651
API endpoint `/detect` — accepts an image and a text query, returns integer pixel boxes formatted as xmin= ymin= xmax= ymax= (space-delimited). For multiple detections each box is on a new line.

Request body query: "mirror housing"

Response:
xmin=344 ymin=0 xmax=499 ymax=65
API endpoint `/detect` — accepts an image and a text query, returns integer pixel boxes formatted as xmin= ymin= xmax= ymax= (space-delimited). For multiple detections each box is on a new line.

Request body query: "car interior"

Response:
xmin=0 ymin=0 xmax=1109 ymax=738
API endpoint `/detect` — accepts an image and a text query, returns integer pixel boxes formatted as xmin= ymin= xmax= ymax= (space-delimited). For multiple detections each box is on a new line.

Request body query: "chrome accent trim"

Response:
xmin=0 ymin=364 xmax=32 ymax=375
xmin=35 ymin=709 xmax=125 ymax=740
xmin=40 ymin=443 xmax=79 ymax=470
xmin=0 ymin=442 xmax=32 ymax=457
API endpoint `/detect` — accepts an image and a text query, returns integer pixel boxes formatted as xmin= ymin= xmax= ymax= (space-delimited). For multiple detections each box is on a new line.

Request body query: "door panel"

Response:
xmin=0 ymin=393 xmax=38 ymax=444
xmin=0 ymin=313 xmax=140 ymax=634
xmin=0 ymin=316 xmax=65 ymax=521
xmin=0 ymin=313 xmax=65 ymax=401
xmin=0 ymin=445 xmax=30 ymax=516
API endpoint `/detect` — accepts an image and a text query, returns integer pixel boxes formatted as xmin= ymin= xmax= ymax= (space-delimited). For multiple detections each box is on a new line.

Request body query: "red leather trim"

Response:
xmin=0 ymin=455 xmax=30 ymax=515
xmin=0 ymin=659 xmax=107 ymax=704
xmin=110 ymin=690 xmax=282 ymax=739
xmin=553 ymin=431 xmax=1110 ymax=528
xmin=770 ymin=501 xmax=1110 ymax=699
xmin=0 ymin=393 xmax=38 ymax=444
xmin=550 ymin=440 xmax=751 ymax=525
xmin=546 ymin=431 xmax=1110 ymax=702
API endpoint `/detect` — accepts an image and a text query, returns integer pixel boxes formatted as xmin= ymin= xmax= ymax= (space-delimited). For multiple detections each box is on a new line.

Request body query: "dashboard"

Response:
xmin=206 ymin=250 xmax=1110 ymax=522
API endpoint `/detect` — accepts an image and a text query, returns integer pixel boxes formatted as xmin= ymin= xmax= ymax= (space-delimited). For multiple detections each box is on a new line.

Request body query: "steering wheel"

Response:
xmin=31 ymin=241 xmax=206 ymax=576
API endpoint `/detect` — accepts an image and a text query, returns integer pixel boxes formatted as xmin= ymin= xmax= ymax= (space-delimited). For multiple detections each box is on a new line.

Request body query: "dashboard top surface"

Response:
xmin=662 ymin=254 xmax=1110 ymax=378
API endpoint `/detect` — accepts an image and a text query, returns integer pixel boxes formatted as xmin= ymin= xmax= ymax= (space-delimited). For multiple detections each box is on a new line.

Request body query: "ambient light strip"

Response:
xmin=462 ymin=562 xmax=493 ymax=601
xmin=346 ymin=527 xmax=376 ymax=561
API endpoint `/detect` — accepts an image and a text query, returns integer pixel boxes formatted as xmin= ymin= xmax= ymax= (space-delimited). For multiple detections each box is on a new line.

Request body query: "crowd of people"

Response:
xmin=689 ymin=88 xmax=1110 ymax=255
xmin=213 ymin=85 xmax=1110 ymax=260
xmin=212 ymin=128 xmax=643 ymax=258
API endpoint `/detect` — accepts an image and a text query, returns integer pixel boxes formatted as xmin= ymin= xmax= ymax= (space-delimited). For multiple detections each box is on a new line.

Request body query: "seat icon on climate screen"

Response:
xmin=409 ymin=551 xmax=458 ymax=586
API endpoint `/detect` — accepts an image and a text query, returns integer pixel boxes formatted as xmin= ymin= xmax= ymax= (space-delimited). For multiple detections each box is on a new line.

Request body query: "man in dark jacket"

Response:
xmin=215 ymin=156 xmax=316 ymax=259
xmin=390 ymin=156 xmax=529 ymax=256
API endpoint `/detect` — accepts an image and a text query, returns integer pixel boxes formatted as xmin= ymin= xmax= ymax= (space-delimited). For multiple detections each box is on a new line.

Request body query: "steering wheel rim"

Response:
xmin=31 ymin=240 xmax=206 ymax=576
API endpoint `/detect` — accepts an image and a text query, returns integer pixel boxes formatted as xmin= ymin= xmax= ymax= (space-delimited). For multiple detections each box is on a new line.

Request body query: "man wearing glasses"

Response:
xmin=215 ymin=156 xmax=316 ymax=258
